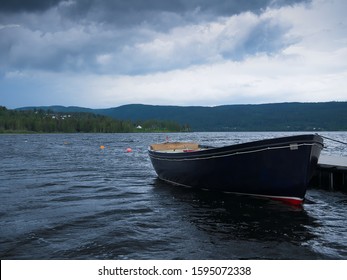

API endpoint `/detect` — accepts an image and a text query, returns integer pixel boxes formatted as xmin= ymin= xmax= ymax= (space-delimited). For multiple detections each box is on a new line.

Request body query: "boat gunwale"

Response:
xmin=148 ymin=134 xmax=324 ymax=161
xmin=149 ymin=142 xmax=322 ymax=161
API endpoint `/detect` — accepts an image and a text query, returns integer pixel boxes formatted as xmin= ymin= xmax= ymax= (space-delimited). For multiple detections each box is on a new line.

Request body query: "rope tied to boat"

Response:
xmin=317 ymin=133 xmax=347 ymax=146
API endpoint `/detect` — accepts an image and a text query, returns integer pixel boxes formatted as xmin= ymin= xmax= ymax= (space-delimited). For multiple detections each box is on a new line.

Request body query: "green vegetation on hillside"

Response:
xmin=10 ymin=101 xmax=347 ymax=131
xmin=95 ymin=102 xmax=347 ymax=131
xmin=0 ymin=106 xmax=189 ymax=133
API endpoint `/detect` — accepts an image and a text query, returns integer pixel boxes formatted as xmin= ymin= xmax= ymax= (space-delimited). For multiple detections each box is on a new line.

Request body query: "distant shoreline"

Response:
xmin=0 ymin=106 xmax=189 ymax=134
xmin=12 ymin=101 xmax=347 ymax=132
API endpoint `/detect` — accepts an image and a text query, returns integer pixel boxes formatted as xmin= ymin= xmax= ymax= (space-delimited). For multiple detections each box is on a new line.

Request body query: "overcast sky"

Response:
xmin=1 ymin=0 xmax=346 ymax=108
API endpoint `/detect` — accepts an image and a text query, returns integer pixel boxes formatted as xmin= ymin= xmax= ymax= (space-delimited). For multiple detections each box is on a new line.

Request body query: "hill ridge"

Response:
xmin=16 ymin=101 xmax=347 ymax=131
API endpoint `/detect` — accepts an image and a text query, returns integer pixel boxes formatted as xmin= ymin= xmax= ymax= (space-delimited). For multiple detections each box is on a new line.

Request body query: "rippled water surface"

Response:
xmin=1 ymin=132 xmax=347 ymax=259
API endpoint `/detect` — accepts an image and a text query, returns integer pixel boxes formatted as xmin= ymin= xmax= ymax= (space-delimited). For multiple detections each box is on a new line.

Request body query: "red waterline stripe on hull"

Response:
xmin=159 ymin=178 xmax=305 ymax=206
xmin=222 ymin=191 xmax=304 ymax=206
xmin=271 ymin=196 xmax=304 ymax=206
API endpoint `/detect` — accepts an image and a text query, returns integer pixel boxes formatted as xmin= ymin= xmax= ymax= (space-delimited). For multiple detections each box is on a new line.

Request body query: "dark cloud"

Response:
xmin=61 ymin=0 xmax=310 ymax=27
xmin=88 ymin=0 xmax=310 ymax=15
xmin=228 ymin=19 xmax=295 ymax=60
xmin=0 ymin=0 xmax=310 ymax=75
xmin=1 ymin=1 xmax=310 ymax=25
xmin=0 ymin=0 xmax=62 ymax=12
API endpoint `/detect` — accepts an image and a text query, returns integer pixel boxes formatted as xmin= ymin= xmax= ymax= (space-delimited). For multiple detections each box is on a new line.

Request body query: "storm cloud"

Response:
xmin=0 ymin=0 xmax=307 ymax=74
xmin=1 ymin=0 xmax=346 ymax=108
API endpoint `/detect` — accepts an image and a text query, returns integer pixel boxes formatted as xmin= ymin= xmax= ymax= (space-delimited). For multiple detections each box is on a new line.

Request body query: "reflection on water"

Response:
xmin=152 ymin=179 xmax=327 ymax=259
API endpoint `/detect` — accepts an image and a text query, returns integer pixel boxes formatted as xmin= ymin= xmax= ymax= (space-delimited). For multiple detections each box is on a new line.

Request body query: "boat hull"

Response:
xmin=148 ymin=135 xmax=323 ymax=204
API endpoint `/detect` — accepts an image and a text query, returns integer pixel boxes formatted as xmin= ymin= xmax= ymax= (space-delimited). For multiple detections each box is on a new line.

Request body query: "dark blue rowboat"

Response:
xmin=148 ymin=134 xmax=324 ymax=205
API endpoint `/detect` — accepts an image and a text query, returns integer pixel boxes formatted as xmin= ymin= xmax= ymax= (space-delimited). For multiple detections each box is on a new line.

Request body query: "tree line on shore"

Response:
xmin=31 ymin=102 xmax=346 ymax=132
xmin=0 ymin=106 xmax=190 ymax=133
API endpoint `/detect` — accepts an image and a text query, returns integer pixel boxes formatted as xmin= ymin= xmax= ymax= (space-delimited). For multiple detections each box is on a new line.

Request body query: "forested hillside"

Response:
xmin=0 ymin=107 xmax=188 ymax=133
xmin=99 ymin=102 xmax=347 ymax=131
xmin=15 ymin=101 xmax=347 ymax=131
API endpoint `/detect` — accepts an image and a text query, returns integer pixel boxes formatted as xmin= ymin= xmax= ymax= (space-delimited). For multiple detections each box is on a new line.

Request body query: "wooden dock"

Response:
xmin=310 ymin=155 xmax=347 ymax=191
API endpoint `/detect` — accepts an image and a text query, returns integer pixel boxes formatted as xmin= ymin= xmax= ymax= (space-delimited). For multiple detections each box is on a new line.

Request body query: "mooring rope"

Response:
xmin=317 ymin=134 xmax=347 ymax=146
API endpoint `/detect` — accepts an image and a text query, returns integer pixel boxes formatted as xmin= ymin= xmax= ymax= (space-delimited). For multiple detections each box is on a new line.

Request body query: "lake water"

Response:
xmin=1 ymin=132 xmax=347 ymax=259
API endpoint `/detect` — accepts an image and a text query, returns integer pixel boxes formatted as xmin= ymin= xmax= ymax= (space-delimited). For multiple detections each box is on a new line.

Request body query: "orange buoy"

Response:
xmin=126 ymin=148 xmax=132 ymax=153
xmin=100 ymin=145 xmax=105 ymax=149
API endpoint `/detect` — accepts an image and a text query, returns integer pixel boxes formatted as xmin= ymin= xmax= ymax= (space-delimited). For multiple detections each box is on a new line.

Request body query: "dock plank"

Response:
xmin=313 ymin=154 xmax=347 ymax=191
xmin=318 ymin=155 xmax=347 ymax=170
